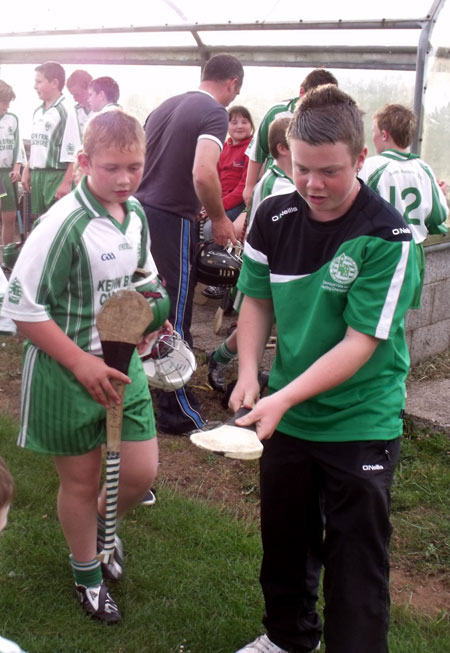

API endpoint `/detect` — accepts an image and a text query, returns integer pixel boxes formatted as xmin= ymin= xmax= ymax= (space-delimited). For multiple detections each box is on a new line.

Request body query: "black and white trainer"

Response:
xmin=76 ymin=582 xmax=121 ymax=624
xmin=97 ymin=533 xmax=124 ymax=582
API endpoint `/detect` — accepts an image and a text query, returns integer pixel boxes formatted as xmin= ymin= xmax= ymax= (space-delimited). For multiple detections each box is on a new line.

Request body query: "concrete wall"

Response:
xmin=406 ymin=240 xmax=450 ymax=364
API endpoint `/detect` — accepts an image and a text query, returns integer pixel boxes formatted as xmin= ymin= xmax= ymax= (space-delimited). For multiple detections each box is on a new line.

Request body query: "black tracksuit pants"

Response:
xmin=259 ymin=430 xmax=401 ymax=653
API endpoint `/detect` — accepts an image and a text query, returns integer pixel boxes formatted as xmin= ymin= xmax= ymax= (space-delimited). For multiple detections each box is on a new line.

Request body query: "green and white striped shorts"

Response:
xmin=19 ymin=344 xmax=156 ymax=456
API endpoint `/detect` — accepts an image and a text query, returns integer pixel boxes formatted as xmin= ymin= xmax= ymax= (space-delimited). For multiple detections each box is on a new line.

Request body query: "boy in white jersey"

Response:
xmin=21 ymin=61 xmax=81 ymax=218
xmin=0 ymin=80 xmax=26 ymax=245
xmin=67 ymin=69 xmax=93 ymax=137
xmin=360 ymin=103 xmax=448 ymax=307
xmin=88 ymin=77 xmax=120 ymax=113
xmin=231 ymin=86 xmax=418 ymax=653
xmin=2 ymin=110 xmax=162 ymax=623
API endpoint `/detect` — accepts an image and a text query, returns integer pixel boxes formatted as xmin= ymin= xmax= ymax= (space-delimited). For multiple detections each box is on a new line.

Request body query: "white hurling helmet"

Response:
xmin=140 ymin=330 xmax=197 ymax=391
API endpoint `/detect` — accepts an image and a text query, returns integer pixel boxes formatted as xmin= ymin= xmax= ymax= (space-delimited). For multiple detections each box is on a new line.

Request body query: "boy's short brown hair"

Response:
xmin=374 ymin=104 xmax=417 ymax=149
xmin=0 ymin=80 xmax=16 ymax=104
xmin=268 ymin=116 xmax=291 ymax=160
xmin=67 ymin=69 xmax=93 ymax=91
xmin=0 ymin=456 xmax=14 ymax=509
xmin=35 ymin=61 xmax=65 ymax=91
xmin=82 ymin=109 xmax=145 ymax=158
xmin=89 ymin=77 xmax=120 ymax=104
xmin=301 ymin=68 xmax=338 ymax=93
xmin=288 ymin=84 xmax=365 ymax=162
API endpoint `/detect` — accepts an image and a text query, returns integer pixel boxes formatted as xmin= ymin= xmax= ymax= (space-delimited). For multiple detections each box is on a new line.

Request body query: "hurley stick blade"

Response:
xmin=97 ymin=289 xmax=154 ymax=347
xmin=190 ymin=406 xmax=263 ymax=460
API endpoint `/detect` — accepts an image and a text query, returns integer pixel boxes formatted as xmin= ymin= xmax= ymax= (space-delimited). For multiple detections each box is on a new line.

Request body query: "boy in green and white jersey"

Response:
xmin=232 ymin=86 xmax=419 ymax=653
xmin=21 ymin=61 xmax=81 ymax=218
xmin=360 ymin=103 xmax=448 ymax=307
xmin=207 ymin=116 xmax=294 ymax=393
xmin=66 ymin=69 xmax=93 ymax=138
xmin=2 ymin=110 xmax=163 ymax=624
xmin=243 ymin=69 xmax=338 ymax=206
xmin=88 ymin=77 xmax=120 ymax=113
xmin=0 ymin=80 xmax=26 ymax=245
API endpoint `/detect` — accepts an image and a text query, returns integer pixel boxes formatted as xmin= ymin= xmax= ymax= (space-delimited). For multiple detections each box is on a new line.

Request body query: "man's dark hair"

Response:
xmin=301 ymin=68 xmax=338 ymax=93
xmin=35 ymin=61 xmax=65 ymax=91
xmin=288 ymin=84 xmax=365 ymax=162
xmin=67 ymin=69 xmax=93 ymax=90
xmin=202 ymin=54 xmax=244 ymax=85
xmin=89 ymin=77 xmax=120 ymax=103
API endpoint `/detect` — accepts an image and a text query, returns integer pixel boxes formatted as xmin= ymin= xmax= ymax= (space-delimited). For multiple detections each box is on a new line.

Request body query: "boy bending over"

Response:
xmin=2 ymin=110 xmax=161 ymax=623
xmin=231 ymin=86 xmax=419 ymax=653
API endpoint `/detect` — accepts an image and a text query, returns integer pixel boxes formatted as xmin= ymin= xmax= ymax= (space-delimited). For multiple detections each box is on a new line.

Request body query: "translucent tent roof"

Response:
xmin=0 ymin=0 xmax=445 ymax=71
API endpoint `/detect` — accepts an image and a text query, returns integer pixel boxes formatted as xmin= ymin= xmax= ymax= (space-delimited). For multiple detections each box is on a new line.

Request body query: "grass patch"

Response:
xmin=0 ymin=413 xmax=449 ymax=652
xmin=391 ymin=431 xmax=450 ymax=575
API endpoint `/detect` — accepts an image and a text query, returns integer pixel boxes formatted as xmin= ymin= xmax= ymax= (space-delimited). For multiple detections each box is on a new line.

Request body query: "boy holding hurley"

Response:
xmin=231 ymin=86 xmax=419 ymax=652
xmin=1 ymin=110 xmax=160 ymax=623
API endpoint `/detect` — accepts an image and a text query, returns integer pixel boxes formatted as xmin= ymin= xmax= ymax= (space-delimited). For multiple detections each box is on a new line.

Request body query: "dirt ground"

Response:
xmin=0 ymin=295 xmax=449 ymax=618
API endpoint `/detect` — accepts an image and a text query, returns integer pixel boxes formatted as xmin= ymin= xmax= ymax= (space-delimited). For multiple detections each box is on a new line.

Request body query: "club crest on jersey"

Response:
xmin=322 ymin=253 xmax=359 ymax=293
xmin=8 ymin=277 xmax=23 ymax=304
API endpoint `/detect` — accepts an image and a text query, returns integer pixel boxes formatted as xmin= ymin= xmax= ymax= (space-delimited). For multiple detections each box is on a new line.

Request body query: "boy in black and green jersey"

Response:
xmin=232 ymin=86 xmax=419 ymax=653
xmin=2 ymin=110 xmax=163 ymax=624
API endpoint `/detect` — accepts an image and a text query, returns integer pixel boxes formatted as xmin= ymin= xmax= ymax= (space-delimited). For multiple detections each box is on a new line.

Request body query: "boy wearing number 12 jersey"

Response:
xmin=360 ymin=103 xmax=448 ymax=308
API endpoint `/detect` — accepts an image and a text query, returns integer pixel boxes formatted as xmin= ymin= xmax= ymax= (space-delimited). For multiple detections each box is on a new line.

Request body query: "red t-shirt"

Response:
xmin=217 ymin=136 xmax=252 ymax=210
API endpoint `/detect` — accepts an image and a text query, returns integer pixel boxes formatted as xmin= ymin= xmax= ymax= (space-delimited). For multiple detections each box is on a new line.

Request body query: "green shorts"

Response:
xmin=30 ymin=168 xmax=66 ymax=215
xmin=0 ymin=169 xmax=18 ymax=211
xmin=19 ymin=344 xmax=156 ymax=456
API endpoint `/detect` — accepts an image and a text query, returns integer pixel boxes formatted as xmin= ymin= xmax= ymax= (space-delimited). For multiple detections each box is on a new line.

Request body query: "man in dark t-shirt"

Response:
xmin=136 ymin=54 xmax=243 ymax=435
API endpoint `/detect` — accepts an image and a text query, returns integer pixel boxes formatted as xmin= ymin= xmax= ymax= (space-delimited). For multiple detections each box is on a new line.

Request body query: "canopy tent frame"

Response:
xmin=0 ymin=0 xmax=447 ymax=153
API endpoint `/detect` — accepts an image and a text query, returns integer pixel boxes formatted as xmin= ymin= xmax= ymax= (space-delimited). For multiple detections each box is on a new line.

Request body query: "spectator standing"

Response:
xmin=88 ymin=77 xmax=120 ymax=113
xmin=243 ymin=68 xmax=338 ymax=206
xmin=67 ymin=69 xmax=93 ymax=137
xmin=21 ymin=61 xmax=80 ymax=218
xmin=135 ymin=53 xmax=243 ymax=435
xmin=0 ymin=80 xmax=26 ymax=245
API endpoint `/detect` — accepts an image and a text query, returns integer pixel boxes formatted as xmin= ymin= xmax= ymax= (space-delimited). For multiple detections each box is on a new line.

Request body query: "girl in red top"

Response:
xmin=218 ymin=105 xmax=254 ymax=220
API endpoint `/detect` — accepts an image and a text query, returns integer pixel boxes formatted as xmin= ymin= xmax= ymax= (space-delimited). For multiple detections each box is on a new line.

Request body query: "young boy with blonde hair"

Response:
xmin=1 ymin=109 xmax=161 ymax=623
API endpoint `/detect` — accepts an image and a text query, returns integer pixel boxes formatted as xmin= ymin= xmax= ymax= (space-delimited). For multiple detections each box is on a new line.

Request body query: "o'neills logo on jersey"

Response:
xmin=271 ymin=206 xmax=298 ymax=222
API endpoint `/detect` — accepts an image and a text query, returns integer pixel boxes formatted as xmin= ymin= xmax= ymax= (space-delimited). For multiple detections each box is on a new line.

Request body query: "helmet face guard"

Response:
xmin=196 ymin=240 xmax=242 ymax=287
xmin=140 ymin=330 xmax=197 ymax=391
xmin=132 ymin=269 xmax=170 ymax=334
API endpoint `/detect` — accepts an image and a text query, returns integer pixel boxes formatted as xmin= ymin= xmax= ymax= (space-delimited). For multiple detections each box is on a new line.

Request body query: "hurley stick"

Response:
xmin=96 ymin=290 xmax=153 ymax=563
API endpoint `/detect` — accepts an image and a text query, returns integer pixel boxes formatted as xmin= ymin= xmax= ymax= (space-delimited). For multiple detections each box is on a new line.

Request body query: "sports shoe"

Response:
xmin=236 ymin=634 xmax=320 ymax=652
xmin=206 ymin=350 xmax=228 ymax=393
xmin=97 ymin=533 xmax=124 ymax=582
xmin=76 ymin=581 xmax=121 ymax=624
xmin=140 ymin=488 xmax=157 ymax=506
xmin=202 ymin=285 xmax=226 ymax=300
